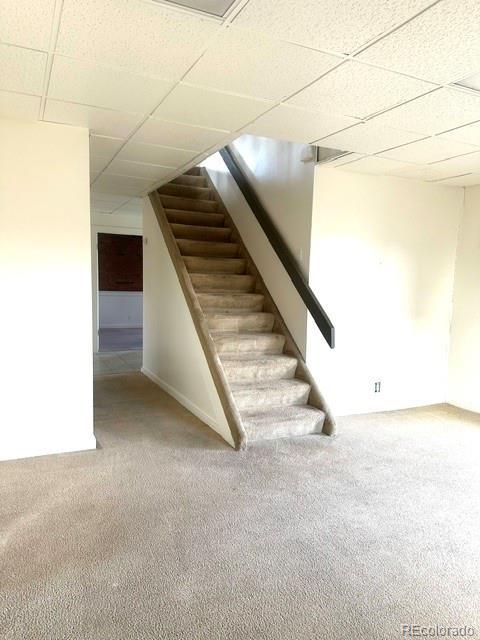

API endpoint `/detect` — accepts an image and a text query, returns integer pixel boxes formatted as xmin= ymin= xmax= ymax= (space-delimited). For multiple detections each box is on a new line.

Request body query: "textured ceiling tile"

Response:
xmin=0 ymin=44 xmax=46 ymax=95
xmin=370 ymin=88 xmax=480 ymax=135
xmin=118 ymin=141 xmax=197 ymax=167
xmin=184 ymin=27 xmax=340 ymax=100
xmin=90 ymin=156 xmax=111 ymax=172
xmin=233 ymin=0 xmax=435 ymax=54
xmin=0 ymin=0 xmax=55 ymax=50
xmin=57 ymin=0 xmax=220 ymax=80
xmin=435 ymin=173 xmax=480 ymax=187
xmin=440 ymin=120 xmax=480 ymax=147
xmin=385 ymin=163 xmax=460 ymax=181
xmin=115 ymin=198 xmax=144 ymax=216
xmin=132 ymin=118 xmax=228 ymax=151
xmin=89 ymin=135 xmax=124 ymax=158
xmin=288 ymin=61 xmax=434 ymax=119
xmin=90 ymin=192 xmax=130 ymax=210
xmin=244 ymin=104 xmax=358 ymax=143
xmin=91 ymin=174 xmax=153 ymax=196
xmin=426 ymin=151 xmax=480 ymax=175
xmin=152 ymin=84 xmax=273 ymax=132
xmin=44 ymin=100 xmax=143 ymax=138
xmin=105 ymin=159 xmax=173 ymax=180
xmin=359 ymin=0 xmax=480 ymax=84
xmin=317 ymin=122 xmax=423 ymax=155
xmin=48 ymin=56 xmax=173 ymax=113
xmin=340 ymin=156 xmax=412 ymax=175
xmin=0 ymin=90 xmax=40 ymax=120
xmin=382 ymin=137 xmax=478 ymax=164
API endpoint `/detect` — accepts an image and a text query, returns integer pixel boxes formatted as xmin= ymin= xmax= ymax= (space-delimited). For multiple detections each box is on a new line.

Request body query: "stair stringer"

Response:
xmin=201 ymin=168 xmax=336 ymax=436
xmin=148 ymin=191 xmax=248 ymax=450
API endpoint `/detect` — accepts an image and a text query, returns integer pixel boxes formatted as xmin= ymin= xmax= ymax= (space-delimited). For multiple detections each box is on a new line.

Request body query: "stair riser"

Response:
xmin=234 ymin=385 xmax=310 ymax=410
xmin=159 ymin=183 xmax=213 ymax=200
xmin=184 ymin=257 xmax=246 ymax=274
xmin=222 ymin=360 xmax=297 ymax=383
xmin=191 ymin=273 xmax=255 ymax=292
xmin=177 ymin=240 xmax=239 ymax=258
xmin=166 ymin=210 xmax=225 ymax=227
xmin=185 ymin=167 xmax=202 ymax=176
xmin=171 ymin=175 xmax=207 ymax=188
xmin=246 ymin=413 xmax=326 ymax=442
xmin=206 ymin=315 xmax=274 ymax=332
xmin=198 ymin=293 xmax=264 ymax=312
xmin=160 ymin=194 xmax=218 ymax=213
xmin=171 ymin=224 xmax=231 ymax=242
xmin=214 ymin=334 xmax=285 ymax=355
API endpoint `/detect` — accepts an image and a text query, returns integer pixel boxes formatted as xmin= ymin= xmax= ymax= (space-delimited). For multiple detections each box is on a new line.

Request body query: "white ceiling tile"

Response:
xmin=152 ymin=84 xmax=273 ymax=132
xmin=341 ymin=156 xmax=412 ymax=175
xmin=92 ymin=174 xmax=153 ymax=196
xmin=435 ymin=174 xmax=480 ymax=187
xmin=440 ymin=120 xmax=480 ymax=147
xmin=56 ymin=0 xmax=220 ymax=80
xmin=244 ymin=104 xmax=358 ymax=144
xmin=317 ymin=122 xmax=423 ymax=155
xmin=48 ymin=56 xmax=173 ymax=113
xmin=288 ymin=61 xmax=434 ymax=119
xmin=386 ymin=164 xmax=461 ymax=181
xmin=90 ymin=156 xmax=111 ymax=172
xmin=0 ymin=90 xmax=40 ymax=120
xmin=233 ymin=0 xmax=435 ymax=55
xmin=132 ymin=118 xmax=228 ymax=151
xmin=185 ymin=27 xmax=340 ymax=101
xmin=118 ymin=141 xmax=197 ymax=167
xmin=89 ymin=135 xmax=124 ymax=158
xmin=370 ymin=88 xmax=480 ymax=135
xmin=105 ymin=159 xmax=172 ymax=180
xmin=382 ymin=137 xmax=478 ymax=164
xmin=0 ymin=44 xmax=46 ymax=95
xmin=0 ymin=0 xmax=55 ymax=50
xmin=359 ymin=0 xmax=480 ymax=84
xmin=425 ymin=152 xmax=480 ymax=176
xmin=44 ymin=100 xmax=143 ymax=138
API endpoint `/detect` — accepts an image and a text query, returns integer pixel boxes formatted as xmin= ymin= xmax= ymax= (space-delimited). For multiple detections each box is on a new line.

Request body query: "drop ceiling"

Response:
xmin=2 ymin=0 xmax=480 ymax=217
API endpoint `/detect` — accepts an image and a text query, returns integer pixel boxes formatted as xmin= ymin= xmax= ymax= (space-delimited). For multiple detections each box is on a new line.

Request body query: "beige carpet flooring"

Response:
xmin=1 ymin=373 xmax=479 ymax=639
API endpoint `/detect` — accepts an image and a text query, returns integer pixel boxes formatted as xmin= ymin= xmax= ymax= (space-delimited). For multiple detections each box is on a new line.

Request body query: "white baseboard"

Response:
xmin=141 ymin=366 xmax=225 ymax=436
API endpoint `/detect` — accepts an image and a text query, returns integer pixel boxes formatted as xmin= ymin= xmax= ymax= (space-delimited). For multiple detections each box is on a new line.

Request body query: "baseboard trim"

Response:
xmin=141 ymin=367 xmax=233 ymax=446
xmin=99 ymin=324 xmax=143 ymax=329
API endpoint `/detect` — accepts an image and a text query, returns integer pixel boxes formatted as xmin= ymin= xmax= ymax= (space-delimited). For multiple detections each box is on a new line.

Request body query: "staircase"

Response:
xmin=150 ymin=167 xmax=335 ymax=449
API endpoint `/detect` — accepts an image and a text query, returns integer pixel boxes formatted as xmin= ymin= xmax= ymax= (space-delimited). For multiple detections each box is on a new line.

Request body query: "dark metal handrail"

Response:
xmin=219 ymin=145 xmax=335 ymax=349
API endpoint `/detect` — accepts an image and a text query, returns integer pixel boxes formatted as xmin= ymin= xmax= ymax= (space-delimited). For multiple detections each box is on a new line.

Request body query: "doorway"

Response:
xmin=97 ymin=233 xmax=143 ymax=353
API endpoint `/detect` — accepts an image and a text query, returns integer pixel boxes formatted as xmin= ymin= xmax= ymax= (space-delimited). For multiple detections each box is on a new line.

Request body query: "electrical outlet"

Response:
xmin=374 ymin=381 xmax=382 ymax=393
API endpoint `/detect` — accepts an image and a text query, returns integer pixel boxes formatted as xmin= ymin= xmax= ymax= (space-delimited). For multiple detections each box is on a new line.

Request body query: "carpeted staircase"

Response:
xmin=153 ymin=167 xmax=334 ymax=447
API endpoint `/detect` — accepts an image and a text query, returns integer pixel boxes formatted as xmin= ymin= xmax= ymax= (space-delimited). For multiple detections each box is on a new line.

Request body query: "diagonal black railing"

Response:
xmin=219 ymin=145 xmax=335 ymax=349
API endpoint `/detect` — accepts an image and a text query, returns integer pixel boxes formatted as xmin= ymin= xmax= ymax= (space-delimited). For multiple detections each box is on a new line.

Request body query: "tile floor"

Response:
xmin=93 ymin=350 xmax=142 ymax=375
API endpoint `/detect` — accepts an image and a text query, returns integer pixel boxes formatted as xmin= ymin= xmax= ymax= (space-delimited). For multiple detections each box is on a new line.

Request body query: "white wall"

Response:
xmin=142 ymin=198 xmax=233 ymax=446
xmin=0 ymin=119 xmax=95 ymax=461
xmin=99 ymin=291 xmax=143 ymax=328
xmin=203 ymin=135 xmax=315 ymax=355
xmin=309 ymin=167 xmax=463 ymax=416
xmin=91 ymin=211 xmax=142 ymax=351
xmin=448 ymin=186 xmax=480 ymax=412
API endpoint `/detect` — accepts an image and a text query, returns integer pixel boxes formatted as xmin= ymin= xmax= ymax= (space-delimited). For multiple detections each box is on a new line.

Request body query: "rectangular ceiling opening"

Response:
xmin=161 ymin=0 xmax=238 ymax=17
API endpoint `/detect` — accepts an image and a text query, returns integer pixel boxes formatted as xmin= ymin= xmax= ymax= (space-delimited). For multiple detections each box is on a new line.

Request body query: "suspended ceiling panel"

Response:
xmin=3 ymin=0 xmax=480 ymax=212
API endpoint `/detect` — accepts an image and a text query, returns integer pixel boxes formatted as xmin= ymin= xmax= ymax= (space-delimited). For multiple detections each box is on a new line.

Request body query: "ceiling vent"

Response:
xmin=160 ymin=0 xmax=238 ymax=17
xmin=314 ymin=146 xmax=351 ymax=165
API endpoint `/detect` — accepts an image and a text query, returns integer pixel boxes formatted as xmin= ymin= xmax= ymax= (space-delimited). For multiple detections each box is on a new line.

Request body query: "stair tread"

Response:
xmin=205 ymin=310 xmax=271 ymax=317
xmin=161 ymin=194 xmax=215 ymax=206
xmin=220 ymin=353 xmax=296 ymax=363
xmin=171 ymin=223 xmax=228 ymax=233
xmin=211 ymin=331 xmax=282 ymax=339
